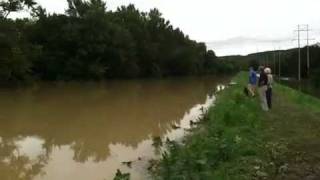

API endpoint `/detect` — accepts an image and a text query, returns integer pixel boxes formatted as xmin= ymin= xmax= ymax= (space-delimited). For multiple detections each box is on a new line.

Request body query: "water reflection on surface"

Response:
xmin=0 ymin=76 xmax=230 ymax=180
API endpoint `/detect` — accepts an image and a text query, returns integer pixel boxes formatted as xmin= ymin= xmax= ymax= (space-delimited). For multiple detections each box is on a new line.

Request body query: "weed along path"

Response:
xmin=154 ymin=72 xmax=320 ymax=180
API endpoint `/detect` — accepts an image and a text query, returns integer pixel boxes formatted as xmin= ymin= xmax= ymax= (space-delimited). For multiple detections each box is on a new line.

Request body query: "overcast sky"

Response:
xmin=12 ymin=0 xmax=320 ymax=56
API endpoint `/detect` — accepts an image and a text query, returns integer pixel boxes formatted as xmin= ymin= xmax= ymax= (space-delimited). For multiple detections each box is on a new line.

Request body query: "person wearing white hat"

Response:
xmin=265 ymin=67 xmax=273 ymax=109
xmin=258 ymin=66 xmax=269 ymax=111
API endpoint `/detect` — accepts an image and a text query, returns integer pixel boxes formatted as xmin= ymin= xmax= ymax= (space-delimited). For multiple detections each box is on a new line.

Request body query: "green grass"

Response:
xmin=154 ymin=72 xmax=320 ymax=180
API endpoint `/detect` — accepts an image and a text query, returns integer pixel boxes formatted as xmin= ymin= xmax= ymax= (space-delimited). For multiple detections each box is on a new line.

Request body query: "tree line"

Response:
xmin=0 ymin=0 xmax=237 ymax=84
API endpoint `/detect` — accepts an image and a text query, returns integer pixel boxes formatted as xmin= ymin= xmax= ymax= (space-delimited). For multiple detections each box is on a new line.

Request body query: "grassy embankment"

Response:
xmin=154 ymin=72 xmax=320 ymax=180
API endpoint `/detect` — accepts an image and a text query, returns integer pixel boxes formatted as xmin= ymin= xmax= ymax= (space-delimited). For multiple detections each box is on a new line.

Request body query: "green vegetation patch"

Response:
xmin=154 ymin=72 xmax=320 ymax=180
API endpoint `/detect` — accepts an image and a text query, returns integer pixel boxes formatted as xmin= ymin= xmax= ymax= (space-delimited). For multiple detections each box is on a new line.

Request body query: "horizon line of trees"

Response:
xmin=0 ymin=0 xmax=237 ymax=85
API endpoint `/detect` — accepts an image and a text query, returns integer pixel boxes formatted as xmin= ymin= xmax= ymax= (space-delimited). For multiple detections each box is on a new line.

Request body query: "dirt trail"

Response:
xmin=263 ymin=88 xmax=320 ymax=180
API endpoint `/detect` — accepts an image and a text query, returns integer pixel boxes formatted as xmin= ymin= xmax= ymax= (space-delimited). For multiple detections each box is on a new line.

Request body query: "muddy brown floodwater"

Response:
xmin=0 ymin=76 xmax=230 ymax=180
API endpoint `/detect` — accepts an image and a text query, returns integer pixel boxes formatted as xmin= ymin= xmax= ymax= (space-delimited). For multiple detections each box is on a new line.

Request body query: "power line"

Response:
xmin=293 ymin=24 xmax=315 ymax=80
xmin=305 ymin=25 xmax=316 ymax=76
xmin=273 ymin=48 xmax=276 ymax=74
xmin=278 ymin=47 xmax=281 ymax=80
xmin=294 ymin=25 xmax=302 ymax=81
xmin=307 ymin=25 xmax=310 ymax=76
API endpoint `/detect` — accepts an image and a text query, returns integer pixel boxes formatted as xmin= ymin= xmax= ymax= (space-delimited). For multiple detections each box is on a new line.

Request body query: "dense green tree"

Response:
xmin=0 ymin=19 xmax=33 ymax=83
xmin=0 ymin=0 xmax=236 ymax=84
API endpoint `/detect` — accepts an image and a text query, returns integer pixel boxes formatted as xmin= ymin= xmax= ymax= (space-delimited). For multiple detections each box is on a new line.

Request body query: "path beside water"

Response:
xmin=155 ymin=72 xmax=320 ymax=180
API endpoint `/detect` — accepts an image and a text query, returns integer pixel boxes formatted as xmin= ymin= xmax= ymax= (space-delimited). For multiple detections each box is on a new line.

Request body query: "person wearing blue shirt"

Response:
xmin=248 ymin=67 xmax=257 ymax=96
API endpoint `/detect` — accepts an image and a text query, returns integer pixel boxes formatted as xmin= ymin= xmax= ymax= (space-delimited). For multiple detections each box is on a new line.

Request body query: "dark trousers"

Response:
xmin=266 ymin=87 xmax=272 ymax=109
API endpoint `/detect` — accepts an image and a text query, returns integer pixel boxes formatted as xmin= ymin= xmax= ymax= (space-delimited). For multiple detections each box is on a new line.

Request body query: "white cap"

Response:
xmin=264 ymin=67 xmax=271 ymax=74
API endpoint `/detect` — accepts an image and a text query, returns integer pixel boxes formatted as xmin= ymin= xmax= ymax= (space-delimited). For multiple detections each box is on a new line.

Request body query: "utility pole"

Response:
xmin=298 ymin=25 xmax=301 ymax=81
xmin=307 ymin=24 xmax=310 ymax=76
xmin=294 ymin=25 xmax=304 ymax=81
xmin=273 ymin=49 xmax=276 ymax=73
xmin=305 ymin=25 xmax=315 ymax=76
xmin=293 ymin=24 xmax=315 ymax=80
xmin=278 ymin=48 xmax=281 ymax=80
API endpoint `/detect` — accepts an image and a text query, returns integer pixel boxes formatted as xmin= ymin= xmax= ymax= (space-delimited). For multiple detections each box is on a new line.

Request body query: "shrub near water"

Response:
xmin=154 ymin=74 xmax=267 ymax=180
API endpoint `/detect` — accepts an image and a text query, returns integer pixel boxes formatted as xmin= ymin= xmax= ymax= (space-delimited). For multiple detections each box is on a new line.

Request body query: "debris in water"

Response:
xmin=184 ymin=128 xmax=194 ymax=132
xmin=114 ymin=169 xmax=130 ymax=180
xmin=148 ymin=159 xmax=159 ymax=172
xmin=121 ymin=161 xmax=132 ymax=168
xmin=190 ymin=120 xmax=200 ymax=126
xmin=200 ymin=106 xmax=204 ymax=112
xmin=152 ymin=136 xmax=163 ymax=147
xmin=165 ymin=138 xmax=175 ymax=146
xmin=171 ymin=124 xmax=181 ymax=129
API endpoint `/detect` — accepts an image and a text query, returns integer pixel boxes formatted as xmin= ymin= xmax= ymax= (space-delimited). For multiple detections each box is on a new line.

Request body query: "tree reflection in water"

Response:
xmin=0 ymin=76 xmax=230 ymax=180
xmin=0 ymin=137 xmax=48 ymax=180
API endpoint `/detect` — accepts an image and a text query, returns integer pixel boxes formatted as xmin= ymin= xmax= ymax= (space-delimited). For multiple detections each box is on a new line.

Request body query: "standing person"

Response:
xmin=265 ymin=67 xmax=273 ymax=109
xmin=248 ymin=67 xmax=257 ymax=97
xmin=258 ymin=66 xmax=269 ymax=111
